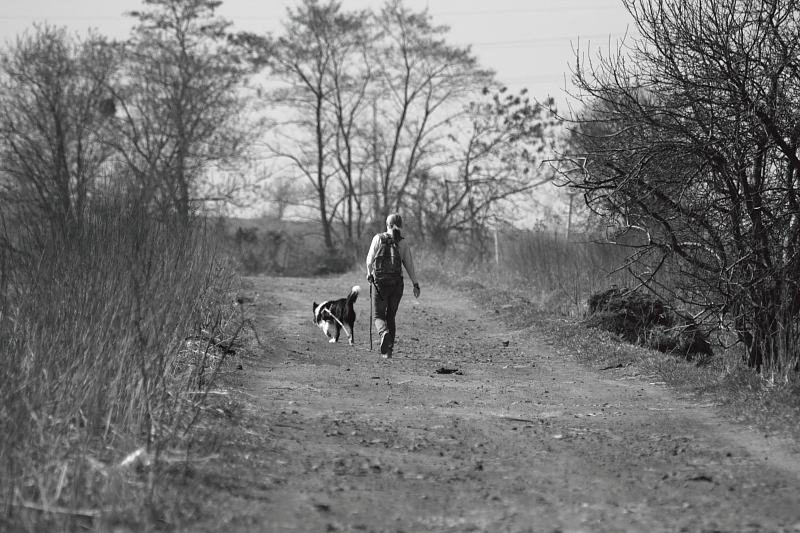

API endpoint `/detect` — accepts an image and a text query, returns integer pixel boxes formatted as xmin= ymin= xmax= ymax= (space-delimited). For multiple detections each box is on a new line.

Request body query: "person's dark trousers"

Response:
xmin=373 ymin=282 xmax=404 ymax=354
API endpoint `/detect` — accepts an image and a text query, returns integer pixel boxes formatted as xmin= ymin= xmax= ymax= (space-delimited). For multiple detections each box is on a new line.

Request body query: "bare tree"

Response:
xmin=327 ymin=17 xmax=376 ymax=243
xmin=244 ymin=0 xmax=496 ymax=248
xmin=243 ymin=0 xmax=551 ymax=251
xmin=421 ymin=87 xmax=561 ymax=255
xmin=371 ymin=0 xmax=494 ymax=221
xmin=0 ymin=25 xmax=117 ymax=231
xmin=111 ymin=0 xmax=259 ymax=219
xmin=571 ymin=0 xmax=800 ymax=374
xmin=239 ymin=0 xmax=373 ymax=249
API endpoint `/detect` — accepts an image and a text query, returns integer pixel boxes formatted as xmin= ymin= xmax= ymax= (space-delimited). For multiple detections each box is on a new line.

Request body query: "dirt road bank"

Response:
xmin=179 ymin=275 xmax=800 ymax=533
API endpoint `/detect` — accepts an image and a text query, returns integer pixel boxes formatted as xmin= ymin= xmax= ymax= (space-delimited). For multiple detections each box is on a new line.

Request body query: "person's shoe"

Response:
xmin=380 ymin=333 xmax=390 ymax=355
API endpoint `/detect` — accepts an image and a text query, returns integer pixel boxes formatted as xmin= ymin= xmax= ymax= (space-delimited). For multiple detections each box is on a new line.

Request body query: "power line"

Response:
xmin=0 ymin=1 xmax=630 ymax=22
xmin=431 ymin=4 xmax=627 ymax=16
xmin=0 ymin=9 xmax=626 ymax=23
xmin=0 ymin=16 xmax=636 ymax=50
xmin=502 ymin=75 xmax=570 ymax=83
xmin=470 ymin=33 xmax=637 ymax=49
xmin=0 ymin=16 xmax=131 ymax=21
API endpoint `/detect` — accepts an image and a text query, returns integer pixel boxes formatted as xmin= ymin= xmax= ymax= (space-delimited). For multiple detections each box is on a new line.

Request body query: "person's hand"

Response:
xmin=413 ymin=283 xmax=420 ymax=298
xmin=367 ymin=274 xmax=374 ymax=284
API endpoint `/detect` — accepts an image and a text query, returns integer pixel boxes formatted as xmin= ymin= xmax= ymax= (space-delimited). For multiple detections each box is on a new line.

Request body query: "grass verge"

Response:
xmin=416 ymin=246 xmax=800 ymax=445
xmin=0 ymin=199 xmax=248 ymax=532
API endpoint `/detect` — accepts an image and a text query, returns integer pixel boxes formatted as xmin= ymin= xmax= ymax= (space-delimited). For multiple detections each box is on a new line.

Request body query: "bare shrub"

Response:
xmin=571 ymin=0 xmax=800 ymax=375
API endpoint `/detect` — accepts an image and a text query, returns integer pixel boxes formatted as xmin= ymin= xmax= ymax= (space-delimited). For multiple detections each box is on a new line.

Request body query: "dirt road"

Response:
xmin=180 ymin=275 xmax=800 ymax=533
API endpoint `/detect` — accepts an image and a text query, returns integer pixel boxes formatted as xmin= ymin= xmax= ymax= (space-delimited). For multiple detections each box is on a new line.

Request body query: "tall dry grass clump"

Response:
xmin=416 ymin=230 xmax=634 ymax=316
xmin=0 ymin=197 xmax=239 ymax=531
xmin=499 ymin=230 xmax=636 ymax=314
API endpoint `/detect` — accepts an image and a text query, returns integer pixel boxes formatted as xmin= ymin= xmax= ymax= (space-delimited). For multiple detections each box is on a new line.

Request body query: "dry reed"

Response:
xmin=0 ymin=196 xmax=238 ymax=531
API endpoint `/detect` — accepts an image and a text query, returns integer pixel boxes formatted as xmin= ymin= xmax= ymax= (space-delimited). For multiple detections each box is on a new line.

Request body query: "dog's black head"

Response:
xmin=312 ymin=301 xmax=332 ymax=326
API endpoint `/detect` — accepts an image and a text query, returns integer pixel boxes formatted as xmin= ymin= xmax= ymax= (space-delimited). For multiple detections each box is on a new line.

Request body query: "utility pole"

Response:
xmin=567 ymin=191 xmax=577 ymax=242
xmin=373 ymin=97 xmax=380 ymax=228
xmin=494 ymin=228 xmax=500 ymax=266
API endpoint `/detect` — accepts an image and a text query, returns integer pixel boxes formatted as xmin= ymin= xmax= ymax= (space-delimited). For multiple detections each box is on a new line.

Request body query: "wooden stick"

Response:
xmin=12 ymin=500 xmax=102 ymax=517
xmin=369 ymin=283 xmax=373 ymax=351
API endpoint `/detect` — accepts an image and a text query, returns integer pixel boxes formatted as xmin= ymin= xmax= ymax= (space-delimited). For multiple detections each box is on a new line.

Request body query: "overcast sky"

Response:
xmin=0 ymin=0 xmax=638 ymax=111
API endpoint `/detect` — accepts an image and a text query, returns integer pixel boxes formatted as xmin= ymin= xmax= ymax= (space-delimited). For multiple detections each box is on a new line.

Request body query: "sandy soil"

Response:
xmin=175 ymin=275 xmax=800 ymax=533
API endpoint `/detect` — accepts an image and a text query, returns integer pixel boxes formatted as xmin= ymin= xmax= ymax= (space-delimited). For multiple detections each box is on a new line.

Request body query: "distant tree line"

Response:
xmin=236 ymin=0 xmax=562 ymax=254
xmin=0 ymin=0 xmax=562 ymax=257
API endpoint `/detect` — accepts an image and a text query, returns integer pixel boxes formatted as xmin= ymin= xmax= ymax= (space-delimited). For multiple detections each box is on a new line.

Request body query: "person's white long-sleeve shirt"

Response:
xmin=365 ymin=232 xmax=418 ymax=286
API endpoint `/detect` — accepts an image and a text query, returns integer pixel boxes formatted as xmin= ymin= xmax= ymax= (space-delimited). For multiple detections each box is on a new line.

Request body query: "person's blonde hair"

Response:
xmin=386 ymin=213 xmax=403 ymax=240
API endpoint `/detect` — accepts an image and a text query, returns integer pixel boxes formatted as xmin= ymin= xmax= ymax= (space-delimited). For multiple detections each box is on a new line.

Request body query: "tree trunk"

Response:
xmin=316 ymin=94 xmax=333 ymax=249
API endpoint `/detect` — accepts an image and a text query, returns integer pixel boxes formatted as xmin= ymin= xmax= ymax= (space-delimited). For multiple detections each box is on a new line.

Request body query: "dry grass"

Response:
xmin=416 ymin=230 xmax=636 ymax=317
xmin=415 ymin=230 xmax=800 ymax=443
xmin=0 ymin=198 xmax=243 ymax=532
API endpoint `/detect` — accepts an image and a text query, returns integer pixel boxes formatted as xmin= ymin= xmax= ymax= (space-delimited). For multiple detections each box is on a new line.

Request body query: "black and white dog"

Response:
xmin=312 ymin=285 xmax=360 ymax=345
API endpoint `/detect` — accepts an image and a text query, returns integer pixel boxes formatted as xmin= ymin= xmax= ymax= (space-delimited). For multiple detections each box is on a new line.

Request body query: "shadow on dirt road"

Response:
xmin=179 ymin=275 xmax=800 ymax=533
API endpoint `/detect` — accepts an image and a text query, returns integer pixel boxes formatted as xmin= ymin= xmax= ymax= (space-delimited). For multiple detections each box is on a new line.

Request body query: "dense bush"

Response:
xmin=584 ymin=287 xmax=713 ymax=360
xmin=223 ymin=219 xmax=358 ymax=276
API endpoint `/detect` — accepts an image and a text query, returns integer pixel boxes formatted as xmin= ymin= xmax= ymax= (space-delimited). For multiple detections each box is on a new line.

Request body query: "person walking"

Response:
xmin=366 ymin=213 xmax=420 ymax=359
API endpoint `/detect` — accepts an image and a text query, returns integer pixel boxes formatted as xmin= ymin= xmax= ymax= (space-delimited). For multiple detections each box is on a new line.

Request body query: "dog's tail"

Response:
xmin=348 ymin=285 xmax=360 ymax=305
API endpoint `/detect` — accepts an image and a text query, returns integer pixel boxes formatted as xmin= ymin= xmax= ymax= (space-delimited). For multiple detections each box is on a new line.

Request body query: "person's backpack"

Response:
xmin=373 ymin=233 xmax=403 ymax=285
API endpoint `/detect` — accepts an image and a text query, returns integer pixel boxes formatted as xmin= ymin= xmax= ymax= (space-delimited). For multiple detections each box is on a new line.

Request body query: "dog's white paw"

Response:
xmin=329 ymin=338 xmax=337 ymax=343
xmin=348 ymin=340 xmax=354 ymax=346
